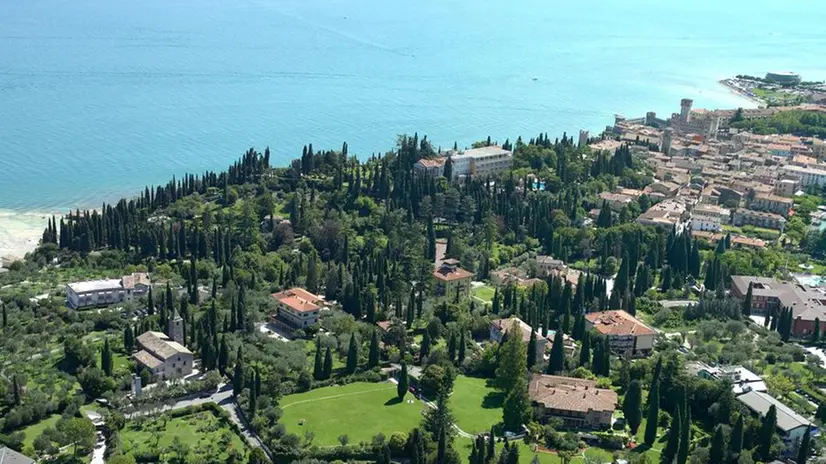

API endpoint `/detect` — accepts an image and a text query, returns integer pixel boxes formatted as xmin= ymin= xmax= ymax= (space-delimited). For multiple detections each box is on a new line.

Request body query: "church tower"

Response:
xmin=167 ymin=310 xmax=184 ymax=345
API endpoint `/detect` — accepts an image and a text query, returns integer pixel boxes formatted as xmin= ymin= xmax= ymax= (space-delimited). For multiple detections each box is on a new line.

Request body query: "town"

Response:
xmin=4 ymin=95 xmax=826 ymax=464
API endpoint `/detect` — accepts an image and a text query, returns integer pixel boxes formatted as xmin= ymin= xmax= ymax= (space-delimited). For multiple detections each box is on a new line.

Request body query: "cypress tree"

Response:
xmin=369 ymin=330 xmax=380 ymax=368
xmin=527 ymin=329 xmax=537 ymax=369
xmin=729 ymin=414 xmax=744 ymax=459
xmin=397 ymin=362 xmax=409 ymax=400
xmin=813 ymin=318 xmax=821 ymax=344
xmin=644 ymin=357 xmax=662 ymax=446
xmin=578 ymin=333 xmax=590 ymax=367
xmin=346 ymin=333 xmax=359 ymax=374
xmin=218 ymin=335 xmax=229 ymax=373
xmin=123 ymin=325 xmax=134 ymax=353
xmin=421 ymin=330 xmax=431 ymax=358
xmin=306 ymin=250 xmax=319 ymax=293
xmin=487 ymin=428 xmax=495 ymax=461
xmin=406 ymin=289 xmax=415 ymax=328
xmin=742 ymin=282 xmax=753 ymax=317
xmin=323 ymin=346 xmax=333 ymax=379
xmin=313 ymin=342 xmax=324 ymax=380
xmin=448 ymin=331 xmax=457 ymax=362
xmin=427 ymin=217 xmax=437 ymax=261
xmin=12 ymin=375 xmax=20 ymax=405
xmin=678 ymin=403 xmax=690 ymax=464
xmin=758 ymin=405 xmax=777 ymax=460
xmin=2 ymin=302 xmax=6 ymax=329
xmin=147 ymin=287 xmax=155 ymax=316
xmin=797 ymin=427 xmax=811 ymax=464
xmin=623 ymin=379 xmax=643 ymax=435
xmin=458 ymin=331 xmax=467 ymax=365
xmin=233 ymin=346 xmax=245 ymax=396
xmin=492 ymin=288 xmax=500 ymax=314
xmin=662 ymin=407 xmax=681 ymax=464
xmin=101 ymin=339 xmax=114 ymax=376
xmin=547 ymin=330 xmax=565 ymax=374
xmin=709 ymin=424 xmax=726 ymax=464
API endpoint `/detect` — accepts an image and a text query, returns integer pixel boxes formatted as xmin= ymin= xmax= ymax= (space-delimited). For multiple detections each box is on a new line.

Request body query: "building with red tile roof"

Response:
xmin=584 ymin=310 xmax=656 ymax=358
xmin=528 ymin=374 xmax=617 ymax=429
xmin=271 ymin=287 xmax=325 ymax=329
xmin=432 ymin=259 xmax=473 ymax=299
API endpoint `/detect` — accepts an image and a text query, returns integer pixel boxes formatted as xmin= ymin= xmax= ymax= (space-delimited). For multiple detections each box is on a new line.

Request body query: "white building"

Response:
xmin=134 ymin=331 xmax=193 ymax=380
xmin=690 ymin=204 xmax=730 ymax=232
xmin=270 ymin=287 xmax=325 ymax=329
xmin=66 ymin=273 xmax=151 ymax=309
xmin=448 ymin=146 xmax=513 ymax=180
xmin=782 ymin=164 xmax=826 ymax=187
xmin=737 ymin=390 xmax=813 ymax=449
xmin=688 ymin=362 xmax=767 ymax=396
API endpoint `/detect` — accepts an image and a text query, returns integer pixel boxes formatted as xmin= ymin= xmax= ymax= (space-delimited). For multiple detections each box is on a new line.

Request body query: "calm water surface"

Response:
xmin=1 ymin=0 xmax=825 ymax=211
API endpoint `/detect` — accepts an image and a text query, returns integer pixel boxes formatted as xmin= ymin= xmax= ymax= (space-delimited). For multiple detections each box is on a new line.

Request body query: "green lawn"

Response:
xmin=456 ymin=438 xmax=615 ymax=464
xmin=280 ymin=382 xmax=424 ymax=445
xmin=472 ymin=285 xmax=496 ymax=303
xmin=21 ymin=414 xmax=61 ymax=451
xmin=120 ymin=409 xmax=247 ymax=461
xmin=450 ymin=376 xmax=503 ymax=434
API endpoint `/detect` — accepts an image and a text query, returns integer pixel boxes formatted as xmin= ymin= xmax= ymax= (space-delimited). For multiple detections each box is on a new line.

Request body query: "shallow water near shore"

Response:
xmin=1 ymin=0 xmax=825 ymax=216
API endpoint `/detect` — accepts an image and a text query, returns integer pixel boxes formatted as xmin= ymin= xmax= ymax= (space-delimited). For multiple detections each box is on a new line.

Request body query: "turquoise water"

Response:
xmin=1 ymin=0 xmax=825 ymax=211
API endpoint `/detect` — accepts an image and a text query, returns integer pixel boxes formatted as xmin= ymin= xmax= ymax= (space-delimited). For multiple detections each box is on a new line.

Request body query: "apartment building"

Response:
xmin=448 ymin=146 xmax=513 ymax=180
xmin=66 ymin=273 xmax=151 ymax=309
xmin=271 ymin=287 xmax=325 ymax=329
xmin=432 ymin=259 xmax=474 ymax=299
xmin=529 ymin=375 xmax=617 ymax=429
xmin=690 ymin=204 xmax=730 ymax=232
xmin=732 ymin=209 xmax=787 ymax=230
xmin=584 ymin=310 xmax=656 ymax=358
xmin=751 ymin=193 xmax=794 ymax=217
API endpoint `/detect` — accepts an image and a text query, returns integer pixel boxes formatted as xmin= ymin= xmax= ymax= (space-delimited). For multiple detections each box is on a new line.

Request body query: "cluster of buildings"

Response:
xmin=606 ymin=98 xmax=826 ymax=237
xmin=489 ymin=317 xmax=576 ymax=359
xmin=413 ymin=146 xmax=514 ymax=180
xmin=687 ymin=361 xmax=815 ymax=452
xmin=65 ymin=272 xmax=151 ymax=309
xmin=730 ymin=275 xmax=826 ymax=337
xmin=497 ymin=309 xmax=655 ymax=430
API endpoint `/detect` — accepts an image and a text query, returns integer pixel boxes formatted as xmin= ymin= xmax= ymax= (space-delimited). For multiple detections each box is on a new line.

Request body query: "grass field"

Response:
xmin=280 ymin=382 xmax=424 ymax=445
xmin=120 ymin=409 xmax=247 ymax=461
xmin=21 ymin=414 xmax=61 ymax=451
xmin=472 ymin=285 xmax=496 ymax=303
xmin=450 ymin=376 xmax=503 ymax=433
xmin=456 ymin=438 xmax=614 ymax=464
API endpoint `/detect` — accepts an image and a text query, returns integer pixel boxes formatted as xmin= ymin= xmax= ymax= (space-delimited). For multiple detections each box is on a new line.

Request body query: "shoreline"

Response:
xmin=0 ymin=210 xmax=54 ymax=264
xmin=718 ymin=78 xmax=769 ymax=108
xmin=0 ymin=79 xmax=773 ymax=264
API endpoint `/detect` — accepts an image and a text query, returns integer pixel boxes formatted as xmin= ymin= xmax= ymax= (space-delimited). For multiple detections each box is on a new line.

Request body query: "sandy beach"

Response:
xmin=0 ymin=209 xmax=51 ymax=263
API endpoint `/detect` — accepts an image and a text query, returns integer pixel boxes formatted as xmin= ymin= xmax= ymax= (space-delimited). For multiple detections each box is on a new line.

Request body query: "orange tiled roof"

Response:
xmin=272 ymin=287 xmax=323 ymax=313
xmin=585 ymin=310 xmax=656 ymax=337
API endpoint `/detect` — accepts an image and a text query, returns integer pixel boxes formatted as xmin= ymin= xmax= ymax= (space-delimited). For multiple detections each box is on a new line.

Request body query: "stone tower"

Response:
xmin=680 ymin=98 xmax=693 ymax=123
xmin=578 ymin=130 xmax=589 ymax=148
xmin=168 ymin=310 xmax=184 ymax=345
xmin=662 ymin=128 xmax=674 ymax=155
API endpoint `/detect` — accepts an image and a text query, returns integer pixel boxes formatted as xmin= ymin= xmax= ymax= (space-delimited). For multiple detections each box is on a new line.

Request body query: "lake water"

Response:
xmin=1 ymin=0 xmax=825 ymax=213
